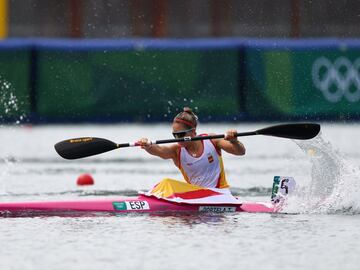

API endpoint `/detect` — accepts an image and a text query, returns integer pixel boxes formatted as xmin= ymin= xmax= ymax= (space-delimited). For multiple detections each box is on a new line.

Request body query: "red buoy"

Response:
xmin=77 ymin=173 xmax=94 ymax=186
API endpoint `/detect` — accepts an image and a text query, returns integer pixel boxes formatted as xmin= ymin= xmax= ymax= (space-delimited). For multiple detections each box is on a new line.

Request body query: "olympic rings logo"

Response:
xmin=312 ymin=57 xmax=360 ymax=103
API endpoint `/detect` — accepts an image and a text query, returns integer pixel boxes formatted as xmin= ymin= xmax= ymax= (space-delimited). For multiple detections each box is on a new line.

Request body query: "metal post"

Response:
xmin=290 ymin=0 xmax=300 ymax=37
xmin=69 ymin=0 xmax=83 ymax=38
xmin=211 ymin=0 xmax=232 ymax=37
xmin=152 ymin=0 xmax=167 ymax=37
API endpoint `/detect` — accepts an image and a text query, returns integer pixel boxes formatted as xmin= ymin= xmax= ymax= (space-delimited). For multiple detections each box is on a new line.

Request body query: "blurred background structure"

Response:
xmin=6 ymin=0 xmax=360 ymax=38
xmin=0 ymin=0 xmax=360 ymax=123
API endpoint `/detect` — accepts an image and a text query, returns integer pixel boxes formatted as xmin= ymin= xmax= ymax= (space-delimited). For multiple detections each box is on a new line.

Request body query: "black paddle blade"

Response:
xmin=256 ymin=123 xmax=320 ymax=140
xmin=54 ymin=137 xmax=119 ymax=160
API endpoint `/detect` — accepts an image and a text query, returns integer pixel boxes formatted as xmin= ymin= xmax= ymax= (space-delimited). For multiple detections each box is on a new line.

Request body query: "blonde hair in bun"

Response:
xmin=173 ymin=107 xmax=198 ymax=129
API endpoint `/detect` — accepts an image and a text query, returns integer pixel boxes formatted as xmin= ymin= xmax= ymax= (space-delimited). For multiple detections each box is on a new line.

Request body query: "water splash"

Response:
xmin=284 ymin=132 xmax=360 ymax=214
xmin=0 ymin=78 xmax=23 ymax=193
xmin=1 ymin=83 xmax=19 ymax=121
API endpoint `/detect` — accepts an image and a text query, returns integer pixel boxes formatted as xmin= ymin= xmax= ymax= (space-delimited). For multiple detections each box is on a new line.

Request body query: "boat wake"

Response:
xmin=284 ymin=132 xmax=360 ymax=214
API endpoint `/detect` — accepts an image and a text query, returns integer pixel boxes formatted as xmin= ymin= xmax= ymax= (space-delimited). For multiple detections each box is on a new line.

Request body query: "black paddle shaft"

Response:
xmin=54 ymin=123 xmax=320 ymax=160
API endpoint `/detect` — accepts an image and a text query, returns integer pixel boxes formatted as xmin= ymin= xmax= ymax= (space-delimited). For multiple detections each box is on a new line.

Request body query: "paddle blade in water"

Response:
xmin=256 ymin=123 xmax=320 ymax=140
xmin=54 ymin=137 xmax=119 ymax=160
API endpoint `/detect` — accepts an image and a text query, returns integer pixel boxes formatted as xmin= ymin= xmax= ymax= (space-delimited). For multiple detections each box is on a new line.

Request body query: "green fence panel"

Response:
xmin=245 ymin=48 xmax=360 ymax=119
xmin=37 ymin=49 xmax=240 ymax=121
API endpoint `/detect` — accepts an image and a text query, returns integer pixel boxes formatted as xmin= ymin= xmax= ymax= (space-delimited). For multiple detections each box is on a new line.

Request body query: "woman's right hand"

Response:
xmin=136 ymin=138 xmax=152 ymax=150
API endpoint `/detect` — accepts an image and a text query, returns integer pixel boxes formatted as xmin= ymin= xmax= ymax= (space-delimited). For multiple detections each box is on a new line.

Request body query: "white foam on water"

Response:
xmin=284 ymin=132 xmax=360 ymax=214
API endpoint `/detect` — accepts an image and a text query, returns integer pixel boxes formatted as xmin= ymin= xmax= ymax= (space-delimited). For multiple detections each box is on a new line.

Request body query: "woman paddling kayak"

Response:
xmin=137 ymin=107 xmax=245 ymax=190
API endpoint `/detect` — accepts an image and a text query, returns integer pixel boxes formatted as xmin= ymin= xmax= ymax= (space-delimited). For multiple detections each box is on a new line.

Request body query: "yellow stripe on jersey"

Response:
xmin=217 ymin=155 xmax=229 ymax=188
